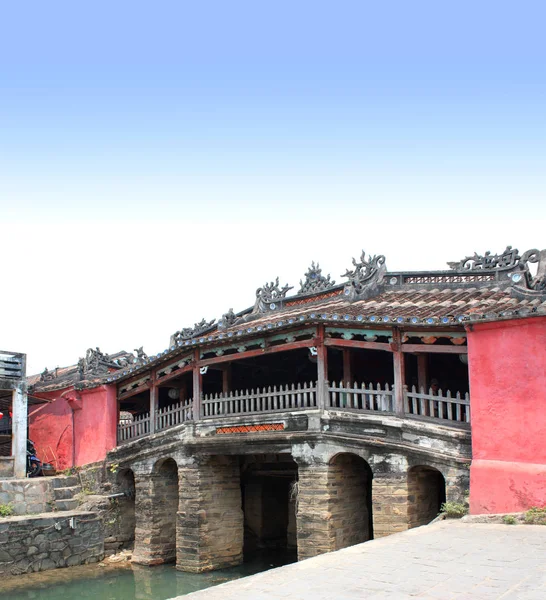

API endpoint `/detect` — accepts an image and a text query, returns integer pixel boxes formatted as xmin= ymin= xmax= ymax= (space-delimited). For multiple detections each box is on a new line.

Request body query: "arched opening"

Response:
xmin=115 ymin=468 xmax=136 ymax=551
xmin=328 ymin=453 xmax=373 ymax=550
xmin=407 ymin=465 xmax=446 ymax=528
xmin=240 ymin=454 xmax=298 ymax=565
xmin=150 ymin=457 xmax=179 ymax=564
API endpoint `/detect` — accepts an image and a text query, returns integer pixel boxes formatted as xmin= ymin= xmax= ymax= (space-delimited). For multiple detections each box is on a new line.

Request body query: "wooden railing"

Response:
xmin=117 ymin=412 xmax=150 ymax=443
xmin=328 ymin=381 xmax=394 ymax=412
xmin=117 ymin=380 xmax=471 ymax=443
xmin=404 ymin=385 xmax=470 ymax=423
xmin=202 ymin=382 xmax=317 ymax=418
xmin=156 ymin=399 xmax=193 ymax=432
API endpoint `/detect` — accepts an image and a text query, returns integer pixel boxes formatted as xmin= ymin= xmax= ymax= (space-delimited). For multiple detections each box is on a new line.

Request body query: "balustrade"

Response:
xmin=117 ymin=379 xmax=470 ymax=443
xmin=202 ymin=382 xmax=317 ymax=418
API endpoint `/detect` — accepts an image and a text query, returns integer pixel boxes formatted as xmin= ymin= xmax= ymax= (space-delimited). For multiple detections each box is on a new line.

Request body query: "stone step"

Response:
xmin=51 ymin=475 xmax=80 ymax=489
xmin=55 ymin=499 xmax=80 ymax=511
xmin=54 ymin=486 xmax=81 ymax=501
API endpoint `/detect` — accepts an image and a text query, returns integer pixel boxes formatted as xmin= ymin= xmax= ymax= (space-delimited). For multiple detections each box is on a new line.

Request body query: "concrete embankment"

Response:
xmin=174 ymin=521 xmax=546 ymax=600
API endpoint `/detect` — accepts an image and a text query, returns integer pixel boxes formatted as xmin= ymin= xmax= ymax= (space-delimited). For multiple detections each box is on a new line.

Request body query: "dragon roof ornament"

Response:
xmin=252 ymin=278 xmax=293 ymax=314
xmin=298 ymin=262 xmax=336 ymax=295
xmin=341 ymin=250 xmax=387 ymax=301
xmin=172 ymin=318 xmax=216 ymax=343
xmin=447 ymin=246 xmax=546 ymax=295
xmin=218 ymin=308 xmax=239 ymax=329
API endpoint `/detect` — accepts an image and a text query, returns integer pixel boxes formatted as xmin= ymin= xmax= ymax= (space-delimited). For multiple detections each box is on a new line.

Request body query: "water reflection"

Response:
xmin=2 ymin=550 xmax=296 ymax=600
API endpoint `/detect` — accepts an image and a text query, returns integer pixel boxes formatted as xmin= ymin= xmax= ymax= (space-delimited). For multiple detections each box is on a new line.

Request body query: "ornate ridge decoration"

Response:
xmin=446 ymin=246 xmax=540 ymax=272
xmin=172 ymin=318 xmax=216 ymax=343
xmin=341 ymin=250 xmax=387 ymax=301
xmin=447 ymin=246 xmax=546 ymax=294
xmin=218 ymin=308 xmax=239 ymax=329
xmin=40 ymin=367 xmax=58 ymax=382
xmin=253 ymin=277 xmax=293 ymax=314
xmin=134 ymin=347 xmax=148 ymax=362
xmin=82 ymin=347 xmax=122 ymax=376
xmin=298 ymin=262 xmax=336 ymax=295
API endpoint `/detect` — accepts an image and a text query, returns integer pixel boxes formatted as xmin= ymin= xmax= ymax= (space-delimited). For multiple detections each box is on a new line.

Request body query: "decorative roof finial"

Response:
xmin=341 ymin=250 xmax=386 ymax=301
xmin=253 ymin=277 xmax=293 ymax=314
xmin=298 ymin=262 xmax=336 ymax=295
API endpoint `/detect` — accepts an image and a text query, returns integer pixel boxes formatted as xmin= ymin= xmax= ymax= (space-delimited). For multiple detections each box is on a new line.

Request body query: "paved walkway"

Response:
xmin=176 ymin=521 xmax=546 ymax=600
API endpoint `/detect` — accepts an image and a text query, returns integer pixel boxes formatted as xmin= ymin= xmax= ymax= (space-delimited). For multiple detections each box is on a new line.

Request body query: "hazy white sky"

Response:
xmin=1 ymin=1 xmax=545 ymax=374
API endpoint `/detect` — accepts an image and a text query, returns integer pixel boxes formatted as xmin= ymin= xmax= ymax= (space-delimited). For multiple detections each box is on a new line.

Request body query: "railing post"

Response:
xmin=316 ymin=324 xmax=328 ymax=410
xmin=392 ymin=329 xmax=405 ymax=416
xmin=193 ymin=349 xmax=202 ymax=420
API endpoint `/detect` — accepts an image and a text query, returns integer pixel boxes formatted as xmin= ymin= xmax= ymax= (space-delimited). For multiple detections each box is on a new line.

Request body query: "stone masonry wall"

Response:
xmin=328 ymin=454 xmax=371 ymax=550
xmin=177 ymin=456 xmax=243 ymax=573
xmin=295 ymin=462 xmax=331 ymax=560
xmin=372 ymin=474 xmax=410 ymax=538
xmin=0 ymin=511 xmax=104 ymax=575
xmin=0 ymin=478 xmax=56 ymax=515
xmin=132 ymin=460 xmax=179 ymax=566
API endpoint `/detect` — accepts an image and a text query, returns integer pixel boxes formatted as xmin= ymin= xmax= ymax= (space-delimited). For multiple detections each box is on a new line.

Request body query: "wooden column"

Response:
xmin=149 ymin=381 xmax=158 ymax=434
xmin=316 ymin=324 xmax=328 ymax=409
xmin=417 ymin=354 xmax=428 ymax=392
xmin=342 ymin=349 xmax=352 ymax=385
xmin=12 ymin=382 xmax=28 ymax=479
xmin=392 ymin=329 xmax=405 ymax=416
xmin=193 ymin=349 xmax=202 ymax=420
xmin=222 ymin=364 xmax=232 ymax=395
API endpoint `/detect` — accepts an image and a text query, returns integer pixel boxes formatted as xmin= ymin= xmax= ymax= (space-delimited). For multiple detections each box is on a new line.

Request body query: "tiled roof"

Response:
xmin=29 ymin=245 xmax=546 ymax=390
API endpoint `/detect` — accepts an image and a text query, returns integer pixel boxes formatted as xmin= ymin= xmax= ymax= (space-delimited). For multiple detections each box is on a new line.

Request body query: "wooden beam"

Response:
xmin=417 ymin=354 xmax=428 ymax=392
xmin=150 ymin=376 xmax=157 ymax=434
xmin=324 ymin=338 xmax=392 ymax=352
xmin=392 ymin=329 xmax=405 ymax=416
xmin=222 ymin=363 xmax=232 ymax=395
xmin=193 ymin=349 xmax=202 ymax=419
xmin=198 ymin=338 xmax=317 ymax=367
xmin=154 ymin=363 xmax=193 ymax=386
xmin=401 ymin=344 xmax=467 ymax=354
xmin=118 ymin=383 xmax=150 ymax=402
xmin=316 ymin=325 xmax=328 ymax=410
xmin=342 ymin=349 xmax=352 ymax=385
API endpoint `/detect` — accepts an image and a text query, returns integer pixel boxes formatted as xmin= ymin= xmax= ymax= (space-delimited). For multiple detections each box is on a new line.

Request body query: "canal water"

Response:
xmin=1 ymin=551 xmax=297 ymax=600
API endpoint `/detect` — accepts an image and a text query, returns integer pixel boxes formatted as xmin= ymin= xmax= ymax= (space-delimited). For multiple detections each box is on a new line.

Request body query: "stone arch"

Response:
xmin=327 ymin=452 xmax=374 ymax=550
xmin=407 ymin=465 xmax=446 ymax=528
xmin=115 ymin=468 xmax=136 ymax=550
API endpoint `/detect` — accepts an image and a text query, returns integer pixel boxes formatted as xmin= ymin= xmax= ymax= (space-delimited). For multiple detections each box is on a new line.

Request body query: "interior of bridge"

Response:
xmin=240 ymin=454 xmax=298 ymax=562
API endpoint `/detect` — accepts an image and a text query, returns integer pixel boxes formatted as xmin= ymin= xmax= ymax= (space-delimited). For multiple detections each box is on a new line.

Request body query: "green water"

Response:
xmin=1 ymin=551 xmax=296 ymax=600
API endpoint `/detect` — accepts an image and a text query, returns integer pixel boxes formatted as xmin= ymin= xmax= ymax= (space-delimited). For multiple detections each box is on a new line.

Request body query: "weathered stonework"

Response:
xmin=0 ymin=478 xmax=56 ymax=515
xmin=133 ymin=458 xmax=178 ymax=565
xmin=0 ymin=511 xmax=103 ymax=575
xmin=177 ymin=455 xmax=244 ymax=573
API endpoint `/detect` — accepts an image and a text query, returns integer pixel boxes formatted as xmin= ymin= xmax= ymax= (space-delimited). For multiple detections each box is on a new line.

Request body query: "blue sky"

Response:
xmin=1 ymin=1 xmax=545 ymax=371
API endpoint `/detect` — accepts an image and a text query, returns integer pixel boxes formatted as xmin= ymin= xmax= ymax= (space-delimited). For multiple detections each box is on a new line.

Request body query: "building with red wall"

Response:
xmin=27 ymin=246 xmax=546 ymax=514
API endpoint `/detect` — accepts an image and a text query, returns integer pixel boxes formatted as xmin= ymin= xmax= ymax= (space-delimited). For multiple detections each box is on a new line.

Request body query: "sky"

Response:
xmin=1 ymin=1 xmax=545 ymax=374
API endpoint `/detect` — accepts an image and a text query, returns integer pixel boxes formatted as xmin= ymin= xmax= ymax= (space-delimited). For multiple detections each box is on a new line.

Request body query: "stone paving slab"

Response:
xmin=173 ymin=521 xmax=546 ymax=600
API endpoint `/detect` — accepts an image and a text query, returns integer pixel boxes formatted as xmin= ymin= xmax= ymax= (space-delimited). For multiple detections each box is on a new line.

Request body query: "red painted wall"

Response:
xmin=74 ymin=386 xmax=118 ymax=466
xmin=467 ymin=317 xmax=546 ymax=513
xmin=29 ymin=394 xmax=73 ymax=471
xmin=29 ymin=384 xmax=118 ymax=470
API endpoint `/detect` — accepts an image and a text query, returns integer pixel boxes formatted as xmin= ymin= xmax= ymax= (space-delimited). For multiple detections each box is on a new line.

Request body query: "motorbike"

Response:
xmin=27 ymin=439 xmax=42 ymax=477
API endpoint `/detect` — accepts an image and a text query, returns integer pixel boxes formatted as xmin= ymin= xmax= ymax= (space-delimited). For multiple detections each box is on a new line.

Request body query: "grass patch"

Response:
xmin=524 ymin=506 xmax=546 ymax=525
xmin=502 ymin=515 xmax=517 ymax=525
xmin=440 ymin=501 xmax=468 ymax=519
xmin=0 ymin=503 xmax=14 ymax=517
